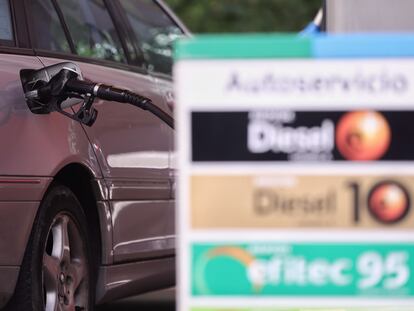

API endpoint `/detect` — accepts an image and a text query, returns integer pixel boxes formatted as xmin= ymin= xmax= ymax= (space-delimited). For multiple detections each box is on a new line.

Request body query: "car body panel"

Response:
xmin=38 ymin=57 xmax=172 ymax=180
xmin=0 ymin=266 xmax=19 ymax=308
xmin=0 ymin=201 xmax=39 ymax=265
xmin=0 ymin=176 xmax=50 ymax=201
xmin=0 ymin=52 xmax=111 ymax=307
xmin=111 ymin=200 xmax=174 ymax=262
xmin=39 ymin=56 xmax=175 ymax=263
xmin=96 ymin=257 xmax=175 ymax=304
xmin=0 ymin=0 xmax=182 ymax=306
xmin=107 ymin=177 xmax=170 ymax=200
xmin=0 ymin=176 xmax=51 ymax=267
xmin=96 ymin=200 xmax=114 ymax=265
xmin=0 ymin=55 xmax=102 ymax=178
xmin=0 ymin=54 xmax=106 ymax=268
xmin=150 ymin=75 xmax=177 ymax=240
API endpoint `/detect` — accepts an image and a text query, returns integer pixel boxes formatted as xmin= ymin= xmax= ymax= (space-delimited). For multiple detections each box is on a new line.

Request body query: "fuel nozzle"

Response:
xmin=21 ymin=63 xmax=173 ymax=128
xmin=24 ymin=68 xmax=98 ymax=126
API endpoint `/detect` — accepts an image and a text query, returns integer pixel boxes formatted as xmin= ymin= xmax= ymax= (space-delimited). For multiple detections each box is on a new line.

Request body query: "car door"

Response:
xmin=0 ymin=0 xmax=53 ymax=269
xmin=116 ymin=0 xmax=187 ymax=254
xmin=27 ymin=0 xmax=174 ymax=262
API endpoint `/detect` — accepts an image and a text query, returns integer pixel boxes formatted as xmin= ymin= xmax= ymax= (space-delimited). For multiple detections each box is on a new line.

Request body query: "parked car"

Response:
xmin=0 ymin=0 xmax=187 ymax=310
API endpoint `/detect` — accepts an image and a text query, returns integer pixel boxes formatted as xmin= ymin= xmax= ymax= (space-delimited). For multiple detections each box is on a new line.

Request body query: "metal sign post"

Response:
xmin=326 ymin=0 xmax=414 ymax=32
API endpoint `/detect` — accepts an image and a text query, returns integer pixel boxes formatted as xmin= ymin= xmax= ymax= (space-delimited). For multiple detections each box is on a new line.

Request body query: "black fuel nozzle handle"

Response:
xmin=28 ymin=69 xmax=98 ymax=126
xmin=35 ymin=68 xmax=79 ymax=101
xmin=65 ymin=78 xmax=96 ymax=97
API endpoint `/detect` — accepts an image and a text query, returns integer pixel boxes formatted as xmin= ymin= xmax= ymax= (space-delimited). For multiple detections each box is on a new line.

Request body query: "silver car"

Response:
xmin=0 ymin=0 xmax=186 ymax=309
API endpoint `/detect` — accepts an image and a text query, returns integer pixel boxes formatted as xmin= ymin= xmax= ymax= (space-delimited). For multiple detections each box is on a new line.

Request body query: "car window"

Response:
xmin=0 ymin=0 xmax=14 ymax=44
xmin=30 ymin=0 xmax=71 ymax=52
xmin=57 ymin=0 xmax=127 ymax=63
xmin=119 ymin=0 xmax=184 ymax=75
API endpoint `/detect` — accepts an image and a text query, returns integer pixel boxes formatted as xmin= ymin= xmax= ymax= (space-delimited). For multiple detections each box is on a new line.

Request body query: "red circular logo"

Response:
xmin=368 ymin=181 xmax=410 ymax=224
xmin=336 ymin=111 xmax=391 ymax=161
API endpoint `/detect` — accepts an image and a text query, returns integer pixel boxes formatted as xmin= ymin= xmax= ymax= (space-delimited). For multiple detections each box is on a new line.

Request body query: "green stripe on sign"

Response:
xmin=192 ymin=242 xmax=414 ymax=297
xmin=190 ymin=309 xmax=313 ymax=311
xmin=190 ymin=309 xmax=414 ymax=311
xmin=174 ymin=34 xmax=311 ymax=60
xmin=190 ymin=309 xmax=309 ymax=311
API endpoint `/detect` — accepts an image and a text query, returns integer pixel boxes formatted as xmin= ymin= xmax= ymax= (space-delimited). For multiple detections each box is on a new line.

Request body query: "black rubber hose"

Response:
xmin=125 ymin=92 xmax=174 ymax=129
xmin=97 ymin=85 xmax=174 ymax=129
xmin=66 ymin=80 xmax=174 ymax=129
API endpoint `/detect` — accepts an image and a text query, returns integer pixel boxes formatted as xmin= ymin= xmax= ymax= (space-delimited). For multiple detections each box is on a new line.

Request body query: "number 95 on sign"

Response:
xmin=191 ymin=243 xmax=414 ymax=296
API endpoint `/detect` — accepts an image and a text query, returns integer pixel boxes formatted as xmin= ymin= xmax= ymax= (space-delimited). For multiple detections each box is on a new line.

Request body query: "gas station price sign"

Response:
xmin=174 ymin=35 xmax=414 ymax=311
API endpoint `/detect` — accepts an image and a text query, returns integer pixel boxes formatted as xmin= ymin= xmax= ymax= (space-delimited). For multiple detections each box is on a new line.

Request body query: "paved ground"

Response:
xmin=96 ymin=288 xmax=175 ymax=311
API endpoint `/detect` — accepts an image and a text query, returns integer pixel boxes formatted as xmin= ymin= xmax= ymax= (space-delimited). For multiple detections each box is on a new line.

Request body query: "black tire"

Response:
xmin=6 ymin=184 xmax=95 ymax=311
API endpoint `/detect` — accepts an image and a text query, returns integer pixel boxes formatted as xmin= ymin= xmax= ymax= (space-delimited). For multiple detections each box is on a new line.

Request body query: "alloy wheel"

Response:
xmin=42 ymin=213 xmax=89 ymax=311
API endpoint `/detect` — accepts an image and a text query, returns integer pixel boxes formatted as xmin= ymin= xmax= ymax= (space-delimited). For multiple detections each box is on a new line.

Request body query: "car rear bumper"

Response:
xmin=0 ymin=266 xmax=19 ymax=308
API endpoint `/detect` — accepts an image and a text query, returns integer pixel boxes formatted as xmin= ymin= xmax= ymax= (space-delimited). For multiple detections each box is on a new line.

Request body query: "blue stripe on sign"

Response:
xmin=314 ymin=34 xmax=414 ymax=58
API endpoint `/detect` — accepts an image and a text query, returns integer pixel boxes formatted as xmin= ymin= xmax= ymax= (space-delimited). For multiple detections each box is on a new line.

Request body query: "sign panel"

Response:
xmin=176 ymin=59 xmax=414 ymax=108
xmin=192 ymin=242 xmax=414 ymax=296
xmin=192 ymin=110 xmax=414 ymax=162
xmin=191 ymin=175 xmax=414 ymax=228
xmin=176 ymin=35 xmax=414 ymax=311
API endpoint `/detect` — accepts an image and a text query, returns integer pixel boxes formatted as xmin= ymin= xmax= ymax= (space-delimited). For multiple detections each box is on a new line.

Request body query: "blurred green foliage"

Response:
xmin=164 ymin=0 xmax=322 ymax=33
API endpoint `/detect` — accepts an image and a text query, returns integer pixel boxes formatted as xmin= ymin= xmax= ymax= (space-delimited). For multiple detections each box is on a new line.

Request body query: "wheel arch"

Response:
xmin=52 ymin=163 xmax=112 ymax=266
xmin=6 ymin=162 xmax=112 ymax=310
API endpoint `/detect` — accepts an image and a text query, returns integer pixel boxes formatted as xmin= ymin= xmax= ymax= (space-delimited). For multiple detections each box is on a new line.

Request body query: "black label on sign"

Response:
xmin=191 ymin=110 xmax=414 ymax=162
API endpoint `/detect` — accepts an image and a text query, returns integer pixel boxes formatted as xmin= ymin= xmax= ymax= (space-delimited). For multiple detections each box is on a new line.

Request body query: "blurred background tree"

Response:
xmin=165 ymin=0 xmax=322 ymax=33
